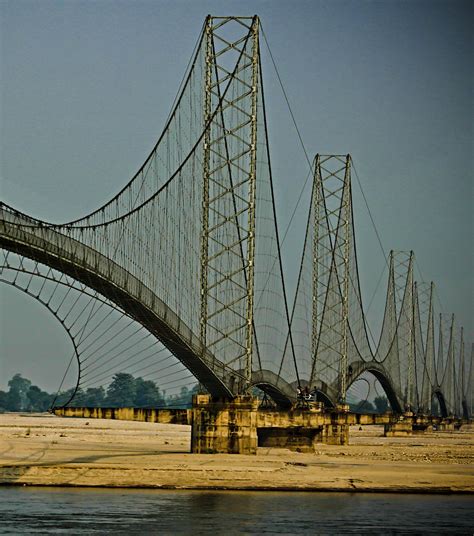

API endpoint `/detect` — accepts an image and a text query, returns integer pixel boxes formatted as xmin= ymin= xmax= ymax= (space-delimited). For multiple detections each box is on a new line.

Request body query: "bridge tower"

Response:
xmin=391 ymin=250 xmax=416 ymax=410
xmin=443 ymin=315 xmax=456 ymax=416
xmin=458 ymin=327 xmax=465 ymax=417
xmin=200 ymin=16 xmax=260 ymax=392
xmin=417 ymin=281 xmax=436 ymax=413
xmin=308 ymin=154 xmax=352 ymax=405
xmin=464 ymin=344 xmax=474 ymax=419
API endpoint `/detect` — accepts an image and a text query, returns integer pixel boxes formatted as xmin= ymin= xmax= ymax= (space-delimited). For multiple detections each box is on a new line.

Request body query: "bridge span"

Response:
xmin=1 ymin=16 xmax=471 ymax=452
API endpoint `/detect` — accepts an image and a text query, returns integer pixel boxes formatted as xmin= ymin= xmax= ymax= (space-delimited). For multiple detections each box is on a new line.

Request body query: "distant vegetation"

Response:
xmin=0 ymin=374 xmax=53 ymax=412
xmin=1 ymin=372 xmax=390 ymax=414
xmin=0 ymin=372 xmax=199 ymax=412
xmin=348 ymin=395 xmax=390 ymax=414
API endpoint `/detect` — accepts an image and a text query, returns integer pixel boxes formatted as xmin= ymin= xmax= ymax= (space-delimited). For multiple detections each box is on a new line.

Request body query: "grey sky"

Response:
xmin=1 ymin=0 xmax=472 ymax=392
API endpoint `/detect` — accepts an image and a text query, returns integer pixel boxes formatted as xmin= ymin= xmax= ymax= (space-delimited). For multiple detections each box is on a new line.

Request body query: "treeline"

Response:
xmin=0 ymin=374 xmax=54 ymax=412
xmin=1 ymin=372 xmax=390 ymax=414
xmin=0 ymin=373 xmax=199 ymax=412
xmin=348 ymin=396 xmax=390 ymax=414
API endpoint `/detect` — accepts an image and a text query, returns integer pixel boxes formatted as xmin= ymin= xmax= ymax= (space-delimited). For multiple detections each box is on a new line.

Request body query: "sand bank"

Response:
xmin=1 ymin=413 xmax=472 ymax=492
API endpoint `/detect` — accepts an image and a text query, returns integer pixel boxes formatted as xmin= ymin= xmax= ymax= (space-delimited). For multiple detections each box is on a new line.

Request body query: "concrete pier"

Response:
xmin=384 ymin=421 xmax=413 ymax=437
xmin=383 ymin=415 xmax=466 ymax=436
xmin=190 ymin=395 xmax=350 ymax=453
xmin=191 ymin=395 xmax=259 ymax=454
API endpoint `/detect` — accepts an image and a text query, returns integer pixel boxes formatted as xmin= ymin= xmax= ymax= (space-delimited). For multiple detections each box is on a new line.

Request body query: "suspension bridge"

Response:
xmin=1 ymin=16 xmax=471 ymax=452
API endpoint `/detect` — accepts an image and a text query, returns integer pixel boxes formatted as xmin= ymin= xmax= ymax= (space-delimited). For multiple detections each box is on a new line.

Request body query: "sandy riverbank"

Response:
xmin=1 ymin=413 xmax=472 ymax=492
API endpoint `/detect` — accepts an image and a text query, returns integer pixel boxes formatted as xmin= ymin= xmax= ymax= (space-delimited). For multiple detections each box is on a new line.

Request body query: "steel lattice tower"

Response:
xmin=309 ymin=154 xmax=352 ymax=404
xmin=200 ymin=16 xmax=260 ymax=390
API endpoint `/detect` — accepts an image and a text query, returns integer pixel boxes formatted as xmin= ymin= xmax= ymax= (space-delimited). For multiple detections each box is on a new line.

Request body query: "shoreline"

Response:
xmin=1 ymin=413 xmax=473 ymax=494
xmin=2 ymin=482 xmax=473 ymax=494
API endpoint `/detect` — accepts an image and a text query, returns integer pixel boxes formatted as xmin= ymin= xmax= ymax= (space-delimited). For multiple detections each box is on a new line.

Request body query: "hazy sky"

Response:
xmin=1 ymin=0 xmax=472 ymax=392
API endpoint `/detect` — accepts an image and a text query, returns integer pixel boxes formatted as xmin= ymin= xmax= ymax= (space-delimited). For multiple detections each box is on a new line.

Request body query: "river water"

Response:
xmin=1 ymin=487 xmax=472 ymax=534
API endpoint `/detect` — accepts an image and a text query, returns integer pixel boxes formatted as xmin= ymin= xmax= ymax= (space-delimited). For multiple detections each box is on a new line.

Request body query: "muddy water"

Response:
xmin=1 ymin=487 xmax=472 ymax=534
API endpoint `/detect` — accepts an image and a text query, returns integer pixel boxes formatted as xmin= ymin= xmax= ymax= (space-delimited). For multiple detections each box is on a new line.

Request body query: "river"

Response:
xmin=1 ymin=487 xmax=472 ymax=534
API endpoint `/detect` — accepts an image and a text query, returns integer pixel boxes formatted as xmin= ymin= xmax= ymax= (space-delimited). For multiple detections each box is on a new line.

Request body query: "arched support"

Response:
xmin=433 ymin=389 xmax=448 ymax=418
xmin=1 ymin=209 xmax=235 ymax=398
xmin=249 ymin=369 xmax=295 ymax=409
xmin=343 ymin=360 xmax=404 ymax=414
xmin=313 ymin=389 xmax=337 ymax=408
xmin=461 ymin=400 xmax=469 ymax=420
xmin=0 ymin=278 xmax=81 ymax=408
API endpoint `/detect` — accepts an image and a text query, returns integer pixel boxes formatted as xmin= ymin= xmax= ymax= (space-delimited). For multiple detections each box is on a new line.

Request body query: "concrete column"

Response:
xmin=325 ymin=406 xmax=350 ymax=445
xmin=319 ymin=423 xmax=349 ymax=445
xmin=191 ymin=394 xmax=259 ymax=454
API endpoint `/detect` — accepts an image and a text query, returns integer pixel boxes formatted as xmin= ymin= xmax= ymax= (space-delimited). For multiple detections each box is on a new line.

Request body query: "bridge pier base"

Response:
xmin=257 ymin=426 xmax=320 ymax=452
xmin=191 ymin=395 xmax=259 ymax=454
xmin=257 ymin=422 xmax=348 ymax=451
xmin=438 ymin=420 xmax=456 ymax=431
xmin=257 ymin=405 xmax=350 ymax=451
xmin=190 ymin=396 xmax=351 ymax=454
xmin=321 ymin=423 xmax=350 ymax=445
xmin=384 ymin=412 xmax=415 ymax=437
xmin=384 ymin=421 xmax=413 ymax=437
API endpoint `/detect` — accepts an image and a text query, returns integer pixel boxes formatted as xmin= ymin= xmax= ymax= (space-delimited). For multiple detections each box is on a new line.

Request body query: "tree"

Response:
xmin=83 ymin=387 xmax=105 ymax=407
xmin=134 ymin=378 xmax=164 ymax=408
xmin=69 ymin=388 xmax=87 ymax=407
xmin=0 ymin=390 xmax=8 ymax=411
xmin=165 ymin=384 xmax=199 ymax=408
xmin=48 ymin=386 xmax=102 ymax=408
xmin=106 ymin=373 xmax=136 ymax=407
xmin=349 ymin=399 xmax=375 ymax=413
xmin=374 ymin=396 xmax=390 ymax=413
xmin=7 ymin=374 xmax=31 ymax=411
xmin=357 ymin=400 xmax=375 ymax=413
xmin=26 ymin=385 xmax=54 ymax=412
xmin=54 ymin=387 xmax=80 ymax=408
